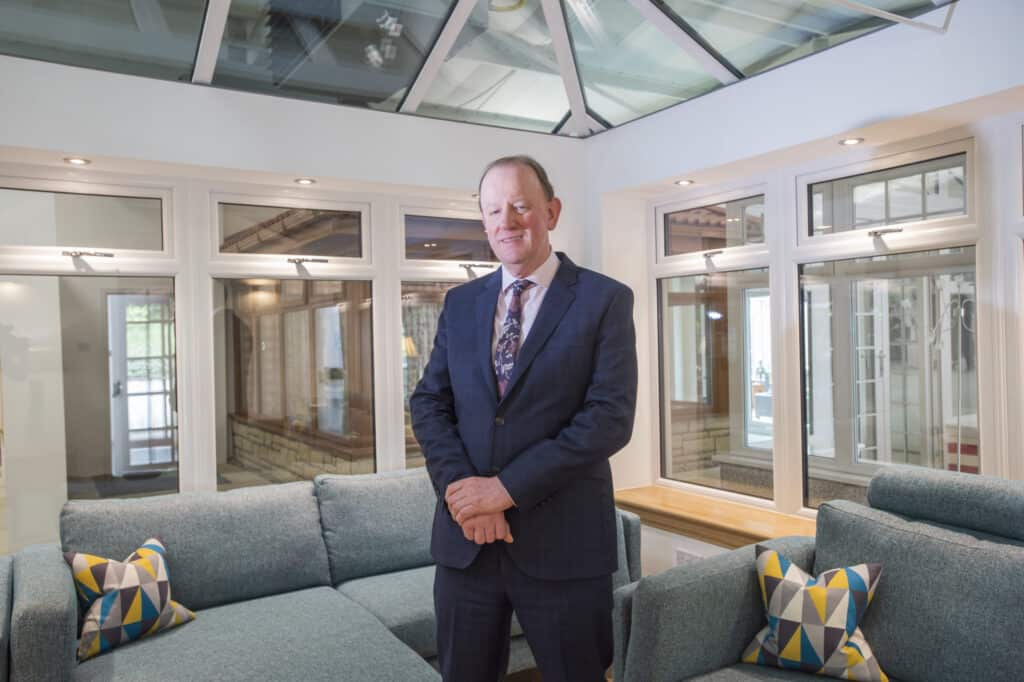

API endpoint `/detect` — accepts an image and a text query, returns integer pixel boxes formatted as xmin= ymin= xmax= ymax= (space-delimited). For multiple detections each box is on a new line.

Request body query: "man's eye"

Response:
xmin=515 ymin=205 xmax=528 ymax=213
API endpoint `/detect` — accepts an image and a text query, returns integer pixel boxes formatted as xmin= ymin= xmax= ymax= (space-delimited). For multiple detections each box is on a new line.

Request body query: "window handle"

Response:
xmin=702 ymin=250 xmax=723 ymax=259
xmin=112 ymin=380 xmax=122 ymax=398
xmin=63 ymin=250 xmax=114 ymax=258
xmin=460 ymin=263 xmax=496 ymax=280
xmin=867 ymin=227 xmax=903 ymax=238
xmin=287 ymin=257 xmax=328 ymax=264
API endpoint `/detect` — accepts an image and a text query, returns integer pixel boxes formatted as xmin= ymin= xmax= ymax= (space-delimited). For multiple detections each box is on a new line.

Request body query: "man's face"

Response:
xmin=479 ymin=163 xmax=561 ymax=277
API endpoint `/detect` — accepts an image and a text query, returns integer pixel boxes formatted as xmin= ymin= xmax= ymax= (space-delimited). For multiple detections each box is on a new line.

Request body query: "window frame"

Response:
xmin=654 ymin=183 xmax=771 ymax=268
xmin=399 ymin=203 xmax=495 ymax=271
xmin=209 ymin=190 xmax=372 ymax=269
xmin=796 ymin=138 xmax=975 ymax=249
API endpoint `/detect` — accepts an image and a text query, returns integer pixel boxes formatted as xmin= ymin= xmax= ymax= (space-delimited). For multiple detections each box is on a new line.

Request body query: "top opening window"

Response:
xmin=810 ymin=153 xmax=966 ymax=237
xmin=404 ymin=213 xmax=494 ymax=263
xmin=0 ymin=187 xmax=163 ymax=251
xmin=218 ymin=203 xmax=362 ymax=258
xmin=664 ymin=195 xmax=765 ymax=257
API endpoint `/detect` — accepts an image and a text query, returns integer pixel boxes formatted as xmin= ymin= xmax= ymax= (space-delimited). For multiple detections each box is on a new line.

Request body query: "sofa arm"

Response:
xmin=617 ymin=509 xmax=642 ymax=583
xmin=619 ymin=535 xmax=815 ymax=682
xmin=612 ymin=581 xmax=638 ymax=682
xmin=11 ymin=545 xmax=78 ymax=682
xmin=0 ymin=555 xmax=11 ymax=682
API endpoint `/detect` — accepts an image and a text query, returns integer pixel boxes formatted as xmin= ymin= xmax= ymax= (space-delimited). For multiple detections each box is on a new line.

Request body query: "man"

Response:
xmin=410 ymin=155 xmax=638 ymax=682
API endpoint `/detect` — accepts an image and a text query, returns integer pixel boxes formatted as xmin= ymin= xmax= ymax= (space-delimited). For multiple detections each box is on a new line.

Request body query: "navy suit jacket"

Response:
xmin=410 ymin=253 xmax=638 ymax=581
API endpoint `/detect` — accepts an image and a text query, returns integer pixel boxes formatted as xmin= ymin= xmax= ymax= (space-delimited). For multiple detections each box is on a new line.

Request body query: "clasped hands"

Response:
xmin=445 ymin=476 xmax=515 ymax=545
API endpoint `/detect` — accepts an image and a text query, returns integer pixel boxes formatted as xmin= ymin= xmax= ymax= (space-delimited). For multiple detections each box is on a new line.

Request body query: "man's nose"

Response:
xmin=496 ymin=205 xmax=519 ymax=229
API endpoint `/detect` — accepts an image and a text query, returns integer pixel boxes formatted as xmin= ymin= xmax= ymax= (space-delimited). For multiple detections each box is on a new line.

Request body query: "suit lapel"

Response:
xmin=475 ymin=270 xmax=502 ymax=403
xmin=500 ymin=254 xmax=578 ymax=403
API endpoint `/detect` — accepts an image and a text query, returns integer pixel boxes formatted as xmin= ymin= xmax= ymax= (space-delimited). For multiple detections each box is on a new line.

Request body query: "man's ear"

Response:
xmin=546 ymin=197 xmax=562 ymax=231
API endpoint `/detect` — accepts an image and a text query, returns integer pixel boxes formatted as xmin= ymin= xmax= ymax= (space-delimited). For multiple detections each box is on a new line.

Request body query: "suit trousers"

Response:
xmin=434 ymin=543 xmax=613 ymax=682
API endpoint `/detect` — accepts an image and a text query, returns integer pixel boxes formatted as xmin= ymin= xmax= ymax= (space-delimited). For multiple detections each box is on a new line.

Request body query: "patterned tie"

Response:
xmin=494 ymin=279 xmax=534 ymax=398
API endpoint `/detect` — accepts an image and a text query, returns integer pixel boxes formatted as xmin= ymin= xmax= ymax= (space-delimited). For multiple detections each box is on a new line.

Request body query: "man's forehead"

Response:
xmin=480 ymin=164 xmax=544 ymax=197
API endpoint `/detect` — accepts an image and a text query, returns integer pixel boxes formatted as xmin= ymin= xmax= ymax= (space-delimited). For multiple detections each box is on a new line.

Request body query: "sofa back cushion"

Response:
xmin=814 ymin=499 xmax=1024 ymax=681
xmin=315 ymin=470 xmax=434 ymax=584
xmin=868 ymin=466 xmax=1024 ymax=542
xmin=60 ymin=482 xmax=331 ymax=611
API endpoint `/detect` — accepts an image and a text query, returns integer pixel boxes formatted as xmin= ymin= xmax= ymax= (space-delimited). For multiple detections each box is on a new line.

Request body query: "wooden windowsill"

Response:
xmin=615 ymin=486 xmax=816 ymax=549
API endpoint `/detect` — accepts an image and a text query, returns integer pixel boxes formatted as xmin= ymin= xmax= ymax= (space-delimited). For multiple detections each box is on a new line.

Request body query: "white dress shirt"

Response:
xmin=491 ymin=249 xmax=560 ymax=357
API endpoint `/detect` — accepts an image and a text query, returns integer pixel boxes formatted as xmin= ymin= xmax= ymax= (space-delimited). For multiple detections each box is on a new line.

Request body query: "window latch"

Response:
xmin=62 ymin=250 xmax=114 ymax=258
xmin=287 ymin=257 xmax=328 ymax=264
xmin=460 ymin=263 xmax=496 ymax=280
xmin=702 ymin=250 xmax=724 ymax=260
xmin=867 ymin=227 xmax=904 ymax=238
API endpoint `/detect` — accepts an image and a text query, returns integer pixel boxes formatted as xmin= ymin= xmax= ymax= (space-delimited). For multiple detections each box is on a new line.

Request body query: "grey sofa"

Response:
xmin=7 ymin=469 xmax=641 ymax=681
xmin=614 ymin=467 xmax=1024 ymax=681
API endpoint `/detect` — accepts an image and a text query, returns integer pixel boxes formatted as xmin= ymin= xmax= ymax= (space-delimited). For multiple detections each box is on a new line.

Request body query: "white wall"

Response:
xmin=0 ymin=54 xmax=589 ymax=264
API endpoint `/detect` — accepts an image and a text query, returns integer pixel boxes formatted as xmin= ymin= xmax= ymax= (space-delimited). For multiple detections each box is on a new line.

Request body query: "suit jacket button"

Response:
xmin=494 ymin=416 xmax=505 ymax=426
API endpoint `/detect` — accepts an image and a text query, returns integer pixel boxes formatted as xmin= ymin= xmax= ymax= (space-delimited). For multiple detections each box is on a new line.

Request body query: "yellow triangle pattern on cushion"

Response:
xmin=63 ymin=537 xmax=196 ymax=661
xmin=740 ymin=545 xmax=888 ymax=682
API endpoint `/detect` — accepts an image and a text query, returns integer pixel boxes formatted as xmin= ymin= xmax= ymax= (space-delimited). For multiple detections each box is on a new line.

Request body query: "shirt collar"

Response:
xmin=501 ymin=248 xmax=559 ymax=293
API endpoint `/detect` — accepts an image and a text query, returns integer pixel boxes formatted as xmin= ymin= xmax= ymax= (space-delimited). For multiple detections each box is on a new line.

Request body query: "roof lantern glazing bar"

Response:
xmin=191 ymin=0 xmax=231 ymax=84
xmin=540 ymin=0 xmax=597 ymax=136
xmin=399 ymin=0 xmax=477 ymax=113
xmin=827 ymin=0 xmax=957 ymax=33
xmin=628 ymin=0 xmax=741 ymax=84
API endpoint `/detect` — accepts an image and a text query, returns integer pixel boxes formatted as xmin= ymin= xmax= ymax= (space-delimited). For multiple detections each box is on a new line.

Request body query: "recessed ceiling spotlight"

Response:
xmin=294 ymin=177 xmax=316 ymax=185
xmin=64 ymin=157 xmax=91 ymax=166
xmin=839 ymin=137 xmax=864 ymax=146
xmin=675 ymin=179 xmax=694 ymax=187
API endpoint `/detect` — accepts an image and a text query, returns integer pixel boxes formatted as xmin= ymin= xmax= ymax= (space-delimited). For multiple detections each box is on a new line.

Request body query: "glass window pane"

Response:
xmin=401 ymin=281 xmax=461 ymax=468
xmin=661 ymin=0 xmax=893 ymax=77
xmin=809 ymin=153 xmax=966 ymax=236
xmin=659 ymin=268 xmax=773 ymax=499
xmin=665 ymin=195 xmax=765 ymax=256
xmin=0 ymin=276 xmax=177 ymax=547
xmin=417 ymin=0 xmax=570 ymax=133
xmin=564 ymin=0 xmax=720 ymax=126
xmin=213 ymin=2 xmax=455 ymax=111
xmin=405 ymin=214 xmax=494 ymax=262
xmin=0 ymin=0 xmax=206 ymax=81
xmin=216 ymin=278 xmax=375 ymax=490
xmin=800 ymin=247 xmax=977 ymax=507
xmin=219 ymin=203 xmax=362 ymax=257
xmin=0 ymin=188 xmax=162 ymax=250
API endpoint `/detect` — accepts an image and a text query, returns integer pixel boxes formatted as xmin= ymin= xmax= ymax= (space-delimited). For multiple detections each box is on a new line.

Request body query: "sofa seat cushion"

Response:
xmin=73 ymin=586 xmax=439 ymax=682
xmin=692 ymin=663 xmax=902 ymax=681
xmin=338 ymin=565 xmax=523 ymax=658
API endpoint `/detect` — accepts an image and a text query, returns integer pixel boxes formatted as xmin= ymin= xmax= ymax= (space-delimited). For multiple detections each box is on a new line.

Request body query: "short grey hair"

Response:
xmin=477 ymin=155 xmax=555 ymax=202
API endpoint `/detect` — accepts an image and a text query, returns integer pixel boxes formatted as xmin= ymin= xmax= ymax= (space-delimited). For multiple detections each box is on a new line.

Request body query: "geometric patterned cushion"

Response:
xmin=63 ymin=537 xmax=195 ymax=661
xmin=742 ymin=545 xmax=888 ymax=682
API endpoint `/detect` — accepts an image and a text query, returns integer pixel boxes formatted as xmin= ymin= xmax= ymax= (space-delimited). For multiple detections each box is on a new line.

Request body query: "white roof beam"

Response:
xmin=627 ymin=0 xmax=740 ymax=85
xmin=540 ymin=0 xmax=597 ymax=137
xmin=400 ymin=0 xmax=476 ymax=113
xmin=191 ymin=0 xmax=232 ymax=84
xmin=827 ymin=0 xmax=957 ymax=34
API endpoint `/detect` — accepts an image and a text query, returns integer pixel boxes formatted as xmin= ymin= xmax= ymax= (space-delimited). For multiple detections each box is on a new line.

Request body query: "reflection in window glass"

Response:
xmin=810 ymin=153 xmax=966 ymax=236
xmin=405 ymin=214 xmax=494 ymax=262
xmin=665 ymin=195 xmax=764 ymax=257
xmin=0 ymin=188 xmax=162 ymax=250
xmin=402 ymin=281 xmax=460 ymax=468
xmin=218 ymin=203 xmax=361 ymax=257
xmin=0 ymin=276 xmax=177 ymax=517
xmin=215 ymin=278 xmax=374 ymax=490
xmin=659 ymin=269 xmax=773 ymax=499
xmin=800 ymin=247 xmax=977 ymax=507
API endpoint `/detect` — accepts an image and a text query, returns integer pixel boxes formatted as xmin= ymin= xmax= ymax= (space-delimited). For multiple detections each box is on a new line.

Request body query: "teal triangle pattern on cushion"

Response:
xmin=742 ymin=544 xmax=888 ymax=682
xmin=64 ymin=537 xmax=195 ymax=661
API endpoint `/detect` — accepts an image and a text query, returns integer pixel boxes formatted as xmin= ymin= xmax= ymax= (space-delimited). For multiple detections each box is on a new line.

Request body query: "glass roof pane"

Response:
xmin=661 ymin=0 xmax=898 ymax=77
xmin=213 ymin=0 xmax=455 ymax=111
xmin=0 ymin=0 xmax=206 ymax=81
xmin=854 ymin=0 xmax=955 ymax=20
xmin=565 ymin=0 xmax=721 ymax=126
xmin=417 ymin=0 xmax=570 ymax=133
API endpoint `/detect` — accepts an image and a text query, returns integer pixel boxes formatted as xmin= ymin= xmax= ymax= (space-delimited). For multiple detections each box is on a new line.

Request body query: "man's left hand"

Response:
xmin=445 ymin=476 xmax=515 ymax=524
